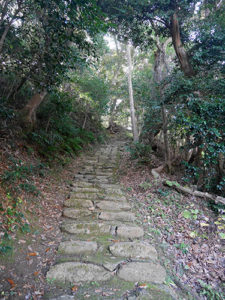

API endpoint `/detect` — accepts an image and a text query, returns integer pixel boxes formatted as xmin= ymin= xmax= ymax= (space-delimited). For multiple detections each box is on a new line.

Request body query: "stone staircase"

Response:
xmin=46 ymin=142 xmax=173 ymax=299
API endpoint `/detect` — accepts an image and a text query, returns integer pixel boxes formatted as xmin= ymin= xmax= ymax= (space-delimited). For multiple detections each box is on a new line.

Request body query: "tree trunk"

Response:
xmin=7 ymin=75 xmax=28 ymax=100
xmin=161 ymin=103 xmax=171 ymax=173
xmin=153 ymin=38 xmax=172 ymax=170
xmin=170 ymin=13 xmax=195 ymax=77
xmin=0 ymin=23 xmax=10 ymax=53
xmin=127 ymin=42 xmax=139 ymax=142
xmin=19 ymin=91 xmax=47 ymax=128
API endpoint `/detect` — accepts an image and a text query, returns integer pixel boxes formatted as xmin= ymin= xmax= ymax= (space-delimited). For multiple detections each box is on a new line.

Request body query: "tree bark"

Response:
xmin=0 ymin=23 xmax=11 ymax=53
xmin=19 ymin=91 xmax=47 ymax=128
xmin=0 ymin=1 xmax=22 ymax=54
xmin=153 ymin=38 xmax=172 ymax=171
xmin=127 ymin=42 xmax=139 ymax=142
xmin=170 ymin=13 xmax=195 ymax=77
xmin=7 ymin=75 xmax=28 ymax=100
xmin=161 ymin=103 xmax=171 ymax=172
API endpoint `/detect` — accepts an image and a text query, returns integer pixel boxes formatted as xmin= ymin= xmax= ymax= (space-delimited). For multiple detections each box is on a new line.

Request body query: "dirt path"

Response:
xmin=44 ymin=140 xmax=177 ymax=300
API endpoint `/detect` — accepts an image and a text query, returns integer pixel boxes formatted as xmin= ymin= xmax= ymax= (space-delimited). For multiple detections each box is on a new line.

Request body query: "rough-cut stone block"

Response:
xmin=118 ymin=262 xmax=166 ymax=284
xmin=58 ymin=241 xmax=97 ymax=255
xmin=61 ymin=222 xmax=111 ymax=235
xmin=70 ymin=192 xmax=97 ymax=199
xmin=64 ymin=199 xmax=94 ymax=209
xmin=96 ymin=201 xmax=131 ymax=211
xmin=63 ymin=208 xmax=92 ymax=219
xmin=116 ymin=225 xmax=144 ymax=239
xmin=71 ymin=187 xmax=99 ymax=193
xmin=72 ymin=181 xmax=94 ymax=188
xmin=99 ymin=211 xmax=135 ymax=222
xmin=109 ymin=242 xmax=158 ymax=259
xmin=47 ymin=262 xmax=112 ymax=283
xmin=98 ymin=194 xmax=127 ymax=202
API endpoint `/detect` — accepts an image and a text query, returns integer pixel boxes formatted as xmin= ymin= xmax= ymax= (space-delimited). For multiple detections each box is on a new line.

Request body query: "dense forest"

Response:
xmin=0 ymin=0 xmax=224 ymax=299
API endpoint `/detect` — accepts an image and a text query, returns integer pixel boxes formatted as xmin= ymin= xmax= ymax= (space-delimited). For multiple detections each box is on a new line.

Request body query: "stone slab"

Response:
xmin=70 ymin=192 xmax=97 ymax=199
xmin=63 ymin=208 xmax=92 ymax=219
xmin=99 ymin=211 xmax=135 ymax=222
xmin=97 ymin=194 xmax=127 ymax=202
xmin=58 ymin=241 xmax=97 ymax=255
xmin=47 ymin=262 xmax=112 ymax=283
xmin=109 ymin=242 xmax=158 ymax=259
xmin=61 ymin=222 xmax=111 ymax=235
xmin=64 ymin=199 xmax=94 ymax=209
xmin=71 ymin=187 xmax=99 ymax=193
xmin=72 ymin=182 xmax=94 ymax=188
xmin=118 ymin=262 xmax=166 ymax=284
xmin=96 ymin=201 xmax=131 ymax=211
xmin=116 ymin=225 xmax=144 ymax=239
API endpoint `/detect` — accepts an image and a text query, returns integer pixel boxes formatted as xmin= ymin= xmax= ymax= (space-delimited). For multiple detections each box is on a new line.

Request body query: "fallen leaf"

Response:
xmin=34 ymin=271 xmax=39 ymax=276
xmin=200 ymin=222 xmax=209 ymax=227
xmin=71 ymin=285 xmax=78 ymax=292
xmin=45 ymin=247 xmax=50 ymax=252
xmin=139 ymin=284 xmax=147 ymax=289
xmin=18 ymin=239 xmax=26 ymax=244
xmin=28 ymin=252 xmax=37 ymax=256
xmin=7 ymin=278 xmax=16 ymax=287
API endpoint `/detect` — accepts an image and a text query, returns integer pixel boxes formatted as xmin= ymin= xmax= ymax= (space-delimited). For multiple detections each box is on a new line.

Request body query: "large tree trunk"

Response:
xmin=0 ymin=2 xmax=21 ymax=54
xmin=127 ymin=42 xmax=139 ymax=142
xmin=0 ymin=23 xmax=11 ymax=53
xmin=170 ymin=13 xmax=195 ymax=77
xmin=19 ymin=91 xmax=47 ymax=129
xmin=161 ymin=103 xmax=171 ymax=172
xmin=153 ymin=38 xmax=172 ymax=170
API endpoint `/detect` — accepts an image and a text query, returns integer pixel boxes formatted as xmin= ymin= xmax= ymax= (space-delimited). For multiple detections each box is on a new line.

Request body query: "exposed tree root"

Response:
xmin=151 ymin=166 xmax=225 ymax=206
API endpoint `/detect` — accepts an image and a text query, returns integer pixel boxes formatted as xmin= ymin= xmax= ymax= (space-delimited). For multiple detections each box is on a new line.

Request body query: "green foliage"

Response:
xmin=1 ymin=158 xmax=45 ymax=186
xmin=198 ymin=280 xmax=224 ymax=300
xmin=126 ymin=142 xmax=152 ymax=162
xmin=173 ymin=95 xmax=225 ymax=194
xmin=21 ymin=89 xmax=106 ymax=160
xmin=182 ymin=209 xmax=199 ymax=220
xmin=139 ymin=182 xmax=152 ymax=190
xmin=0 ymin=194 xmax=30 ymax=253
xmin=174 ymin=242 xmax=189 ymax=254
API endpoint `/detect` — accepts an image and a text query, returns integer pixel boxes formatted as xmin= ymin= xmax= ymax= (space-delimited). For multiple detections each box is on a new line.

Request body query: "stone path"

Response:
xmin=46 ymin=142 xmax=174 ymax=299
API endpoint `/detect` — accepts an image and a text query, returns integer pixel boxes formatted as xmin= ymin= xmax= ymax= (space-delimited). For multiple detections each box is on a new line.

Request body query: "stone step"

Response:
xmin=117 ymin=261 xmax=166 ymax=284
xmin=62 ymin=208 xmax=94 ymax=219
xmin=47 ymin=142 xmax=168 ymax=295
xmin=99 ymin=211 xmax=136 ymax=222
xmin=95 ymin=201 xmax=131 ymax=211
xmin=58 ymin=240 xmax=98 ymax=255
xmin=64 ymin=199 xmax=94 ymax=209
xmin=109 ymin=241 xmax=158 ymax=260
xmin=61 ymin=222 xmax=111 ymax=235
xmin=46 ymin=262 xmax=112 ymax=284
xmin=71 ymin=181 xmax=94 ymax=188
xmin=69 ymin=192 xmax=127 ymax=202
xmin=70 ymin=187 xmax=100 ymax=193
xmin=116 ymin=224 xmax=144 ymax=239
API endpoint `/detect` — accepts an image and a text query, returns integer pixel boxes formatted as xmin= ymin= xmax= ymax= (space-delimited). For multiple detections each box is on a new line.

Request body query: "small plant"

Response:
xmin=139 ymin=182 xmax=152 ymax=190
xmin=19 ymin=183 xmax=40 ymax=196
xmin=182 ymin=209 xmax=199 ymax=220
xmin=198 ymin=280 xmax=224 ymax=299
xmin=157 ymin=188 xmax=171 ymax=197
xmin=0 ymin=194 xmax=30 ymax=253
xmin=126 ymin=142 xmax=152 ymax=162
xmin=174 ymin=242 xmax=189 ymax=254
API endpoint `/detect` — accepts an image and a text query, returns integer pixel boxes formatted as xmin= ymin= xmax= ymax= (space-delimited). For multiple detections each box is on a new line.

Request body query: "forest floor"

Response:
xmin=0 ymin=139 xmax=90 ymax=299
xmin=0 ymin=133 xmax=224 ymax=299
xmin=118 ymin=149 xmax=225 ymax=299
